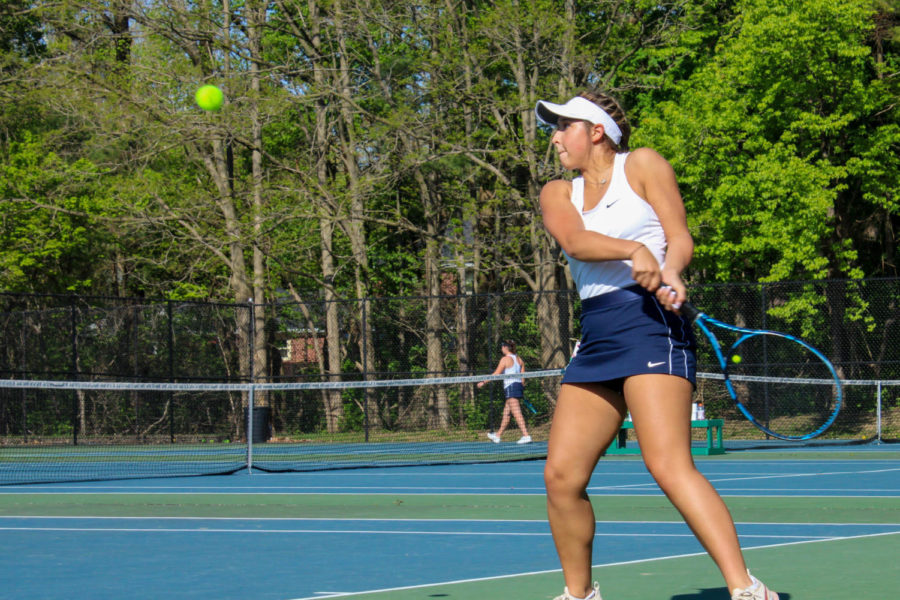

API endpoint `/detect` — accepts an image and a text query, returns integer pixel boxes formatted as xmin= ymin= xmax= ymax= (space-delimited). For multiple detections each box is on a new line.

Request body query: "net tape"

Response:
xmin=0 ymin=369 xmax=566 ymax=392
xmin=0 ymin=371 xmax=895 ymax=392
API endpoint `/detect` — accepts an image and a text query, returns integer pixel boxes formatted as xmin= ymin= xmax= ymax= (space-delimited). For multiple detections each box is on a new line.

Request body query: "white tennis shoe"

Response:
xmin=516 ymin=435 xmax=532 ymax=444
xmin=486 ymin=432 xmax=500 ymax=443
xmin=553 ymin=582 xmax=601 ymax=600
xmin=731 ymin=571 xmax=779 ymax=600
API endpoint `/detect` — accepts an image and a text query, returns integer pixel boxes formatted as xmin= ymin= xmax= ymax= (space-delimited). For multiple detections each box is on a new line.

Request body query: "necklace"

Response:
xmin=595 ymin=162 xmax=614 ymax=186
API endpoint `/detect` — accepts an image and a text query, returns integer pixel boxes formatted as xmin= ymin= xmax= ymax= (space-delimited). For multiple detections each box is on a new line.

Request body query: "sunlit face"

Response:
xmin=551 ymin=118 xmax=593 ymax=169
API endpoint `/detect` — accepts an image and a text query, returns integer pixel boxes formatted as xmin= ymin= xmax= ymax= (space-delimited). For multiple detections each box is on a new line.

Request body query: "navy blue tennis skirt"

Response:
xmin=563 ymin=285 xmax=696 ymax=389
xmin=504 ymin=382 xmax=524 ymax=399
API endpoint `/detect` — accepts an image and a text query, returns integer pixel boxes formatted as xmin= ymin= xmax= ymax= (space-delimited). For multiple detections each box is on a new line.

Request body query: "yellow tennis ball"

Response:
xmin=195 ymin=85 xmax=224 ymax=111
xmin=731 ymin=354 xmax=742 ymax=364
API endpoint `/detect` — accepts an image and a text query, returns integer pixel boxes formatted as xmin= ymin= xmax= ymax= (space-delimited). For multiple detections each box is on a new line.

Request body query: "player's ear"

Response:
xmin=590 ymin=122 xmax=606 ymax=143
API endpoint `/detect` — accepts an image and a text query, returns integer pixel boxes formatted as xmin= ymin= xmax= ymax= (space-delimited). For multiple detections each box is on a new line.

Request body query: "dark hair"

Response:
xmin=500 ymin=339 xmax=516 ymax=352
xmin=578 ymin=89 xmax=630 ymax=151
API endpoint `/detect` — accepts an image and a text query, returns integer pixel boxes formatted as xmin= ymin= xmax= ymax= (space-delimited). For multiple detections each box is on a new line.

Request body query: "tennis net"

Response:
xmin=2 ymin=370 xmax=893 ymax=485
xmin=0 ymin=370 xmax=562 ymax=485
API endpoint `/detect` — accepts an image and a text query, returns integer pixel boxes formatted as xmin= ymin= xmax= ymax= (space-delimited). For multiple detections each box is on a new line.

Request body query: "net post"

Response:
xmin=247 ymin=382 xmax=255 ymax=472
xmin=876 ymin=381 xmax=882 ymax=445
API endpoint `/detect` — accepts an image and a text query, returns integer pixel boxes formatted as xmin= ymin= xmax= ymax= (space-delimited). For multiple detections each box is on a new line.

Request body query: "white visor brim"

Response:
xmin=535 ymin=97 xmax=623 ymax=145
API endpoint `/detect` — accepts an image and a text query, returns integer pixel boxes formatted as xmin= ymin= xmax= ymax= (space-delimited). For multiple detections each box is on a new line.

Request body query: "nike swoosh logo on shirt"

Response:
xmin=605 ymin=199 xmax=620 ymax=208
xmin=647 ymin=361 xmax=665 ymax=368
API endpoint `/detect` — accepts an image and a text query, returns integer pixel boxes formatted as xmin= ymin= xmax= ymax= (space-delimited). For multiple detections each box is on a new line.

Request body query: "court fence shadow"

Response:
xmin=671 ymin=589 xmax=790 ymax=600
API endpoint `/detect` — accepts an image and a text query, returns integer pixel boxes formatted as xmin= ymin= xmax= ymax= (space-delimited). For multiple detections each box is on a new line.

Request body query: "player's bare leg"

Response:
xmin=545 ymin=383 xmax=625 ymax=598
xmin=625 ymin=374 xmax=753 ymax=592
xmin=507 ymin=398 xmax=530 ymax=437
xmin=495 ymin=402 xmax=512 ymax=436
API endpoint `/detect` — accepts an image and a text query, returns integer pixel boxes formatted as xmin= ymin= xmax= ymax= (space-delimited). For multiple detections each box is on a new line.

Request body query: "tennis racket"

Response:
xmin=681 ymin=302 xmax=842 ymax=441
xmin=521 ymin=396 xmax=537 ymax=414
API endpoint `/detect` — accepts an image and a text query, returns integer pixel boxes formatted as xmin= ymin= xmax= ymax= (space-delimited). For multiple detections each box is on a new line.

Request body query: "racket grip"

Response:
xmin=680 ymin=301 xmax=701 ymax=323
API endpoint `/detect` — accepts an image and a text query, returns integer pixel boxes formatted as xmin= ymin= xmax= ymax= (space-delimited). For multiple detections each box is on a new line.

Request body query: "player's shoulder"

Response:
xmin=626 ymin=147 xmax=671 ymax=169
xmin=539 ymin=178 xmax=572 ymax=205
xmin=540 ymin=178 xmax=571 ymax=194
xmin=625 ymin=147 xmax=675 ymax=174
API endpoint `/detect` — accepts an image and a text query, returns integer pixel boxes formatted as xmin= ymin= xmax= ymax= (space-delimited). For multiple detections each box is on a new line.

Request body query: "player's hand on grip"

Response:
xmin=657 ymin=269 xmax=686 ymax=312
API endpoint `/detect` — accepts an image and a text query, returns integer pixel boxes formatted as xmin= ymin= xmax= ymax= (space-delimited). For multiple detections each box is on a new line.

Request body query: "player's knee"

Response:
xmin=643 ymin=453 xmax=695 ymax=490
xmin=544 ymin=460 xmax=586 ymax=499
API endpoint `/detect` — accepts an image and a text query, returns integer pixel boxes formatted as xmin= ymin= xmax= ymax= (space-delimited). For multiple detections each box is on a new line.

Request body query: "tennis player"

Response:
xmin=477 ymin=340 xmax=532 ymax=444
xmin=536 ymin=90 xmax=778 ymax=600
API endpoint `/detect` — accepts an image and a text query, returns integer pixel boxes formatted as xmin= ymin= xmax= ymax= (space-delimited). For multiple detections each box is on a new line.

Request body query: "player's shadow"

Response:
xmin=672 ymin=590 xmax=791 ymax=599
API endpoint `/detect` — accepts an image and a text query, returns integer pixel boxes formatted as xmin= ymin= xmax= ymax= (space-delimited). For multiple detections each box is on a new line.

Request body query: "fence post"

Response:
xmin=167 ymin=299 xmax=175 ymax=443
xmin=487 ymin=293 xmax=497 ymax=432
xmin=70 ymin=306 xmax=78 ymax=446
xmin=20 ymin=327 xmax=27 ymax=444
xmin=247 ymin=298 xmax=255 ymax=473
xmin=362 ymin=296 xmax=369 ymax=443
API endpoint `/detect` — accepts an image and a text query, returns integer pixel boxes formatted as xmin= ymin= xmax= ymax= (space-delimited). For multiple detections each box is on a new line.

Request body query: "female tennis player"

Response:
xmin=478 ymin=340 xmax=532 ymax=444
xmin=536 ymin=90 xmax=778 ymax=600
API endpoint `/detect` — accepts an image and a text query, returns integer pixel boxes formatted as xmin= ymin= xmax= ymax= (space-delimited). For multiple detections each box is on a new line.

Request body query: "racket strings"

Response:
xmin=726 ymin=333 xmax=840 ymax=437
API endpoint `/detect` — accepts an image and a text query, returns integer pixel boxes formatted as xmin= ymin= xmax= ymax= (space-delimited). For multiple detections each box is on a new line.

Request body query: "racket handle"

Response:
xmin=680 ymin=301 xmax=701 ymax=323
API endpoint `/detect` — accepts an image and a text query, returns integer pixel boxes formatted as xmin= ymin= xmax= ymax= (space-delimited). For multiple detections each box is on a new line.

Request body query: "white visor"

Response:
xmin=535 ymin=96 xmax=623 ymax=146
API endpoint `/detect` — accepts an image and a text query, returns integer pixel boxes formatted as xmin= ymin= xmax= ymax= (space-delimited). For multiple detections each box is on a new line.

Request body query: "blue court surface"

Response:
xmin=0 ymin=454 xmax=898 ymax=599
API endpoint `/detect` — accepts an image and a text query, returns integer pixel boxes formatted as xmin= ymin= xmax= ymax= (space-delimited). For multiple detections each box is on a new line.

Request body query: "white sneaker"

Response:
xmin=553 ymin=582 xmax=602 ymax=600
xmin=731 ymin=571 xmax=779 ymax=600
xmin=516 ymin=435 xmax=532 ymax=444
xmin=486 ymin=432 xmax=500 ymax=443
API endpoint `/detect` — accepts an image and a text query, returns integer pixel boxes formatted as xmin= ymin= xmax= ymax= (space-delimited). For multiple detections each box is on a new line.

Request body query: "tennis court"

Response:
xmin=1 ymin=447 xmax=897 ymax=600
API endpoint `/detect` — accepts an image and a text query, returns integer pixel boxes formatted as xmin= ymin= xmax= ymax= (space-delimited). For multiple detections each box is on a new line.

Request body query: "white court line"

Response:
xmin=0 ymin=527 xmax=834 ymax=542
xmin=1 ymin=491 xmax=897 ymax=498
xmin=2 ymin=516 xmax=897 ymax=527
xmin=704 ymin=466 xmax=900 ymax=484
xmin=282 ymin=530 xmax=900 ymax=600
xmin=1 ymin=527 xmax=556 ymax=535
xmin=593 ymin=466 xmax=900 ymax=490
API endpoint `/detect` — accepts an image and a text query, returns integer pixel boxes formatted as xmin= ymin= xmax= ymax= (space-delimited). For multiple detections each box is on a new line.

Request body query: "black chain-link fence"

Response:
xmin=1 ymin=278 xmax=898 ymax=446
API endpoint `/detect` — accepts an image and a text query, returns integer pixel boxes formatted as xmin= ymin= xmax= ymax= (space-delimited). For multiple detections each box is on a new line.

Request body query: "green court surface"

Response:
xmin=0 ymin=492 xmax=897 ymax=524
xmin=344 ymin=532 xmax=899 ymax=599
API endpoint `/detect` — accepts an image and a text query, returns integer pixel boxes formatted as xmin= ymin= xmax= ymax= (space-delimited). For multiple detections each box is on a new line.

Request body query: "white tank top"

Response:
xmin=563 ymin=152 xmax=668 ymax=299
xmin=503 ymin=354 xmax=522 ymax=388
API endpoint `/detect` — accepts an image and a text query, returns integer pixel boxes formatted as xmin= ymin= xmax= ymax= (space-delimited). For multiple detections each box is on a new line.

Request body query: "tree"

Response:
xmin=0 ymin=134 xmax=116 ymax=293
xmin=637 ymin=0 xmax=899 ymax=283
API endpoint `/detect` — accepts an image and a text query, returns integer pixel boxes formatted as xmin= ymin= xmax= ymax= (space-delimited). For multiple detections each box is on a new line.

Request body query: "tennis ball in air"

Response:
xmin=731 ymin=354 xmax=742 ymax=364
xmin=195 ymin=85 xmax=224 ymax=111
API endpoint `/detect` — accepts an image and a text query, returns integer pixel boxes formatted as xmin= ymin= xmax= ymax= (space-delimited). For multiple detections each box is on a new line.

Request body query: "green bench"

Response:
xmin=606 ymin=418 xmax=725 ymax=455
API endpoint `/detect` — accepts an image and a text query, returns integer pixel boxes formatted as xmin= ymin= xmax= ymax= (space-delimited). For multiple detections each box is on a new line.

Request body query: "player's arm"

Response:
xmin=539 ymin=179 xmax=644 ymax=261
xmin=477 ymin=356 xmax=512 ymax=388
xmin=626 ymin=148 xmax=694 ymax=309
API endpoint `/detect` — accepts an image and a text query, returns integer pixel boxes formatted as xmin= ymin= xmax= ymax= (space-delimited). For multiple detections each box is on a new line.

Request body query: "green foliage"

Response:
xmin=637 ymin=0 xmax=898 ymax=282
xmin=0 ymin=133 xmax=115 ymax=292
xmin=0 ymin=0 xmax=45 ymax=58
xmin=0 ymin=0 xmax=897 ymax=301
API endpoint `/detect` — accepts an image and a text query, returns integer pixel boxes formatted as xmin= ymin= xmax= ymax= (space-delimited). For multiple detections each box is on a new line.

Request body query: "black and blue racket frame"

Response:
xmin=681 ymin=301 xmax=843 ymax=441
